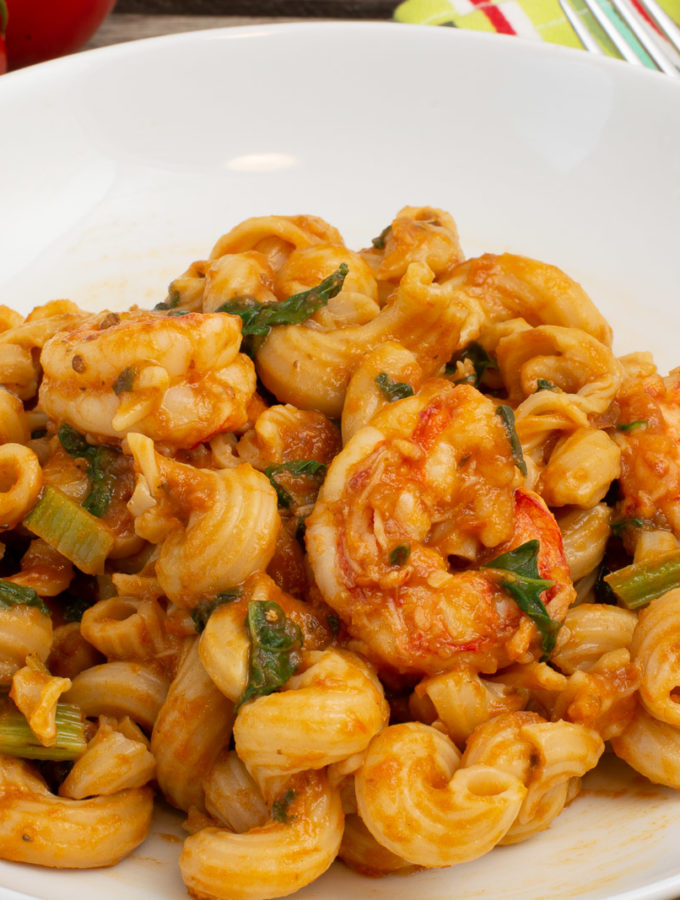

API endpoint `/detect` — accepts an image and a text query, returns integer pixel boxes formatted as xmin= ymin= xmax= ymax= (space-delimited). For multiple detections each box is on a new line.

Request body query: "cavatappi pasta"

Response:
xmin=0 ymin=205 xmax=679 ymax=897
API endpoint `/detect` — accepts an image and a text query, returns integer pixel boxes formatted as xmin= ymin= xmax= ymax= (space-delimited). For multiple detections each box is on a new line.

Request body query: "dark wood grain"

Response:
xmin=86 ymin=14 xmax=306 ymax=48
xmin=115 ymin=0 xmax=396 ymax=17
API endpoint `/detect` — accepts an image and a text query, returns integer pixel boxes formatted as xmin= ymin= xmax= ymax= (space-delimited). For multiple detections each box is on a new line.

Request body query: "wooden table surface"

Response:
xmin=114 ymin=0 xmax=395 ymax=15
xmin=86 ymin=14 xmax=298 ymax=48
xmin=87 ymin=0 xmax=395 ymax=49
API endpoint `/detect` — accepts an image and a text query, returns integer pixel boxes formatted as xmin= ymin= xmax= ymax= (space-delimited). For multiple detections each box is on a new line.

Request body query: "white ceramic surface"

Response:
xmin=1 ymin=20 xmax=680 ymax=900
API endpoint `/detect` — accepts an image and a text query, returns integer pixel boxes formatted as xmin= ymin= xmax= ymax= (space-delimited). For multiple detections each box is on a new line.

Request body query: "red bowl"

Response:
xmin=5 ymin=0 xmax=117 ymax=70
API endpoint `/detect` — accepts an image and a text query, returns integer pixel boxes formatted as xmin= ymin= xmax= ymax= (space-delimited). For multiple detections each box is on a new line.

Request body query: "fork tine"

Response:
xmin=635 ymin=0 xmax=680 ymax=55
xmin=579 ymin=0 xmax=646 ymax=64
xmin=558 ymin=0 xmax=608 ymax=53
xmin=610 ymin=0 xmax=680 ymax=75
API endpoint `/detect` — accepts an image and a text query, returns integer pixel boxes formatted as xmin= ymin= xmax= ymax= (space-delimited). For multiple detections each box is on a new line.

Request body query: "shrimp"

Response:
xmin=306 ymin=380 xmax=574 ymax=676
xmin=0 ymin=300 xmax=86 ymax=401
xmin=613 ymin=361 xmax=680 ymax=537
xmin=39 ymin=309 xmax=255 ymax=449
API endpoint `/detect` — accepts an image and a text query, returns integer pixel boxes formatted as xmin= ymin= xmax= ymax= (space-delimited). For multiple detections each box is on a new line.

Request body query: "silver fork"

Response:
xmin=558 ymin=0 xmax=680 ymax=76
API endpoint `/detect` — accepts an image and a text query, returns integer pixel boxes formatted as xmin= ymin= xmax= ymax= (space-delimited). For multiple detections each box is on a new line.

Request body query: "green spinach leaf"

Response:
xmin=617 ymin=421 xmax=648 ymax=432
xmin=610 ymin=517 xmax=644 ymax=537
xmin=446 ymin=342 xmax=498 ymax=387
xmin=371 ymin=225 xmax=392 ymax=249
xmin=112 ymin=367 xmax=137 ymax=396
xmin=264 ymin=460 xmax=327 ymax=509
xmin=482 ymin=539 xmax=559 ymax=659
xmin=0 ymin=580 xmax=50 ymax=617
xmin=389 ymin=544 xmax=411 ymax=566
xmin=191 ymin=589 xmax=243 ymax=634
xmin=495 ymin=405 xmax=527 ymax=477
xmin=217 ymin=265 xmax=349 ymax=349
xmin=154 ymin=289 xmax=180 ymax=311
xmin=238 ymin=600 xmax=303 ymax=708
xmin=375 ymin=372 xmax=414 ymax=402
xmin=271 ymin=788 xmax=297 ymax=823
xmin=57 ymin=424 xmax=119 ymax=518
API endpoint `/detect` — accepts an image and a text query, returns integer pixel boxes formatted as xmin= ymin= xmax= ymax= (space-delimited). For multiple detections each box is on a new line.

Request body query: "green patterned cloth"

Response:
xmin=394 ymin=0 xmax=680 ymax=68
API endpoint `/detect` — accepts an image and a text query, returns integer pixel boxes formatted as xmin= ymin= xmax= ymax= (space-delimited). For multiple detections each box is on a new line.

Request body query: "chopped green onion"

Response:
xmin=375 ymin=373 xmax=414 ymax=402
xmin=0 ymin=580 xmax=50 ymax=617
xmin=482 ymin=539 xmax=559 ymax=659
xmin=23 ymin=486 xmax=115 ymax=575
xmin=238 ymin=601 xmax=303 ymax=709
xmin=535 ymin=379 xmax=558 ymax=392
xmin=604 ymin=550 xmax=680 ymax=610
xmin=496 ymin=405 xmax=527 ymax=477
xmin=0 ymin=700 xmax=86 ymax=761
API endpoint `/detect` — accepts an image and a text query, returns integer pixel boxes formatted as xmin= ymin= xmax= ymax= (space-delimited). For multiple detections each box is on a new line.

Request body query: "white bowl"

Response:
xmin=0 ymin=21 xmax=680 ymax=900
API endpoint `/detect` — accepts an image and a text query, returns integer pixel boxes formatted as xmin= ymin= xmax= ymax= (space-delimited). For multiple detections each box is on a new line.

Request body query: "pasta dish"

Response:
xmin=0 ymin=205 xmax=678 ymax=899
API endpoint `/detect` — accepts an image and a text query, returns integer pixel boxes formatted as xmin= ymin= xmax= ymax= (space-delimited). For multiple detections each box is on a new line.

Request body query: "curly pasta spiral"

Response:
xmin=355 ymin=721 xmax=526 ymax=866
